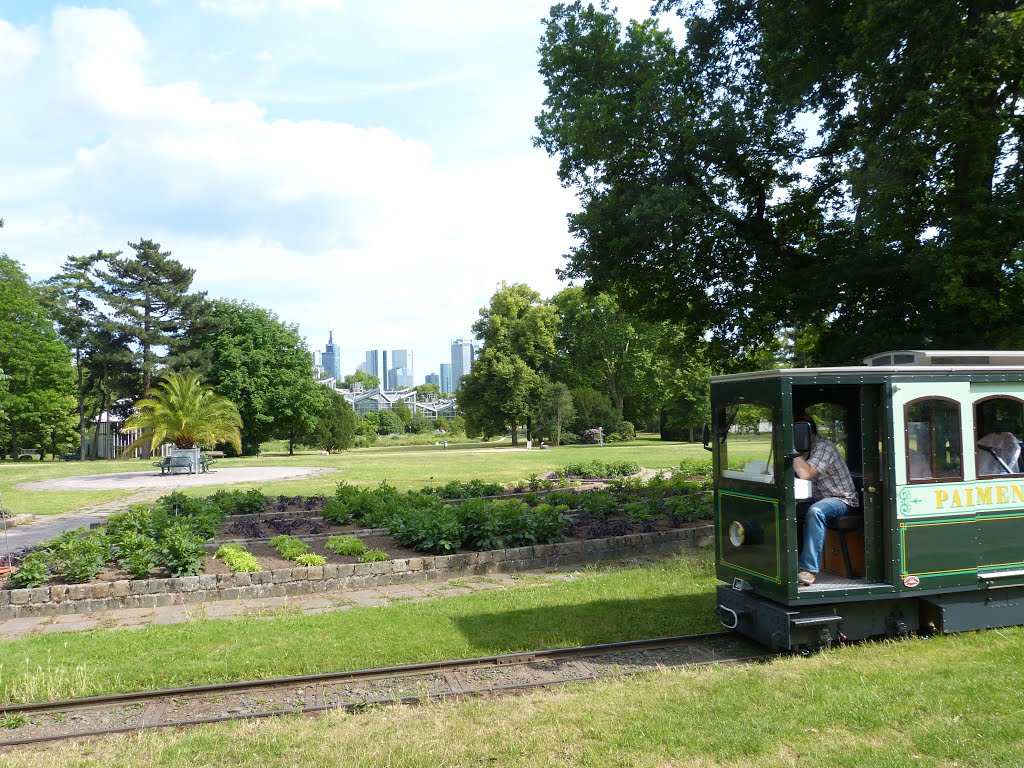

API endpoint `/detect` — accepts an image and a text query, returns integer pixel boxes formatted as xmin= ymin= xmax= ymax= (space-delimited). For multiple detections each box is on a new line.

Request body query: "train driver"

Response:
xmin=792 ymin=413 xmax=860 ymax=587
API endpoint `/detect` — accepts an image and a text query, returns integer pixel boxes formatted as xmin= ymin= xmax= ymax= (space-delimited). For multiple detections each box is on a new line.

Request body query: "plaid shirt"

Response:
xmin=807 ymin=437 xmax=859 ymax=508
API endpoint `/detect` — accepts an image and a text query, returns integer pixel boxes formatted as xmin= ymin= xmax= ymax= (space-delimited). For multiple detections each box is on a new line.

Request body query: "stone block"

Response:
xmin=306 ymin=566 xmax=324 ymax=581
xmin=477 ymin=551 xmax=493 ymax=564
xmin=90 ymin=583 xmax=111 ymax=599
xmin=368 ymin=560 xmax=392 ymax=576
xmin=221 ymin=587 xmax=241 ymax=601
xmin=111 ymin=581 xmax=131 ymax=598
xmin=198 ymin=575 xmax=217 ymax=589
xmin=179 ymin=576 xmax=200 ymax=592
xmin=28 ymin=587 xmax=50 ymax=604
xmin=154 ymin=593 xmax=174 ymax=607
xmin=407 ymin=558 xmax=423 ymax=572
xmin=9 ymin=589 xmax=30 ymax=606
xmin=250 ymin=571 xmax=272 ymax=585
xmin=68 ymin=584 xmax=90 ymax=600
xmin=269 ymin=585 xmax=287 ymax=598
xmin=49 ymin=586 xmax=68 ymax=604
xmin=292 ymin=568 xmax=308 ymax=581
xmin=352 ymin=563 xmax=372 ymax=577
xmin=233 ymin=572 xmax=252 ymax=587
xmin=272 ymin=569 xmax=292 ymax=584
xmin=0 ymin=591 xmax=9 ymax=608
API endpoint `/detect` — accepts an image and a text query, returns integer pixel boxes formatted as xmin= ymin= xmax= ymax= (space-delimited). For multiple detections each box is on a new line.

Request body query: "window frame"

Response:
xmin=715 ymin=401 xmax=777 ymax=486
xmin=973 ymin=395 xmax=1024 ymax=479
xmin=903 ymin=396 xmax=964 ymax=485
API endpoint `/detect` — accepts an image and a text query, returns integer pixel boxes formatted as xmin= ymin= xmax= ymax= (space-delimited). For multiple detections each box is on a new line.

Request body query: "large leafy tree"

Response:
xmin=42 ymin=252 xmax=112 ymax=458
xmin=461 ymin=284 xmax=560 ymax=444
xmin=98 ymin=239 xmax=208 ymax=394
xmin=553 ymin=287 xmax=668 ymax=423
xmin=182 ymin=300 xmax=318 ymax=455
xmin=306 ymin=390 xmax=356 ymax=453
xmin=123 ymin=371 xmax=242 ymax=453
xmin=537 ymin=1 xmax=1024 ymax=363
xmin=0 ymin=256 xmax=77 ymax=456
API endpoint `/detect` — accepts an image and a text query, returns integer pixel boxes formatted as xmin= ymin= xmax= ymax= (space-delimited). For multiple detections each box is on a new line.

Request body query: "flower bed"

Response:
xmin=1 ymin=464 xmax=714 ymax=617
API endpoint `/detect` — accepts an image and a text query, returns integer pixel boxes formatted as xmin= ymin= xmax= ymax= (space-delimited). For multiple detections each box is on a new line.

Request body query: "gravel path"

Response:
xmin=4 ymin=467 xmax=340 ymax=550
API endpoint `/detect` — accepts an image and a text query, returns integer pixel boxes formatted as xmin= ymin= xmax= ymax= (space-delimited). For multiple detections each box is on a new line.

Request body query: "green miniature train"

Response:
xmin=710 ymin=350 xmax=1024 ymax=651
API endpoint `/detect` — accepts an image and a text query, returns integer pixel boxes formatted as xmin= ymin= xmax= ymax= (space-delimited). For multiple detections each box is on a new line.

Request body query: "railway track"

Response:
xmin=0 ymin=631 xmax=771 ymax=747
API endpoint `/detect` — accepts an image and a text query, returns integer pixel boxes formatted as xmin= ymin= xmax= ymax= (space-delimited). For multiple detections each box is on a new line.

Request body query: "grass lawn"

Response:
xmin=0 ymin=435 xmax=740 ymax=518
xmin=0 ymin=548 xmax=1020 ymax=766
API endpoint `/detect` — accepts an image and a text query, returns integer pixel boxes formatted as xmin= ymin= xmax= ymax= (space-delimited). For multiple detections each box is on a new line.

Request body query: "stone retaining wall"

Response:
xmin=0 ymin=524 xmax=713 ymax=619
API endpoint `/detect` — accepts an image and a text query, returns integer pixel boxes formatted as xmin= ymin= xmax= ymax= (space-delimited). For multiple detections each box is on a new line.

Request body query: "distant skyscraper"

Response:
xmin=451 ymin=338 xmax=475 ymax=391
xmin=390 ymin=349 xmax=414 ymax=389
xmin=322 ymin=331 xmax=341 ymax=381
xmin=382 ymin=351 xmax=389 ymax=388
xmin=364 ymin=350 xmax=380 ymax=381
xmin=425 ymin=372 xmax=440 ymax=387
xmin=440 ymin=363 xmax=452 ymax=394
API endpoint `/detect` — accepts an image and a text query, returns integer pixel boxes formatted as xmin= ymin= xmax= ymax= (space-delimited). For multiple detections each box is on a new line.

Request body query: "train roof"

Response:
xmin=711 ymin=350 xmax=1024 ymax=384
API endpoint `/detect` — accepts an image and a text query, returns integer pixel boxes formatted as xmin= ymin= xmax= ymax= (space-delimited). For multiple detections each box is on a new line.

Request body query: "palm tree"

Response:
xmin=123 ymin=372 xmax=242 ymax=455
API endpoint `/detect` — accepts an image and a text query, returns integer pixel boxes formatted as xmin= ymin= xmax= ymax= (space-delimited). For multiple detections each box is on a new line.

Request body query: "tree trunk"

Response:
xmin=510 ymin=418 xmax=518 ymax=446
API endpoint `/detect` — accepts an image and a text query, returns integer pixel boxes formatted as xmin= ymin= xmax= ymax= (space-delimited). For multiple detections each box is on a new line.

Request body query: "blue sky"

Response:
xmin=0 ymin=1 xmax=678 ymax=381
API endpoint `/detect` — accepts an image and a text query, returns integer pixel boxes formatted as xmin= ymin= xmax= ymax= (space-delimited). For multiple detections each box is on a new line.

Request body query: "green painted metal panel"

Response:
xmin=717 ymin=491 xmax=782 ymax=583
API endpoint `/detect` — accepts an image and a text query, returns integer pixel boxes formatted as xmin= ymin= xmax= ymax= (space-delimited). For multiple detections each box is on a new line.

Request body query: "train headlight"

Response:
xmin=728 ymin=521 xmax=746 ymax=547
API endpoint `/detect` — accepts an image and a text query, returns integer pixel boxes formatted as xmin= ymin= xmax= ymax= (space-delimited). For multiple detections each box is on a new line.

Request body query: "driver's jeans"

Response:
xmin=797 ymin=498 xmax=853 ymax=574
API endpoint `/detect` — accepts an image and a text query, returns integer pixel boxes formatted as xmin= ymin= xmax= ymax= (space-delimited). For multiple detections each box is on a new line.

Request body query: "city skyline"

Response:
xmin=0 ymin=2 xmax=673 ymax=381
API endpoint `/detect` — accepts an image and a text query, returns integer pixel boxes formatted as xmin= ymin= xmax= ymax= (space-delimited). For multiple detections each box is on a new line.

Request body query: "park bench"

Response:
xmin=198 ymin=454 xmax=217 ymax=473
xmin=60 ymin=452 xmax=79 ymax=461
xmin=153 ymin=456 xmax=194 ymax=475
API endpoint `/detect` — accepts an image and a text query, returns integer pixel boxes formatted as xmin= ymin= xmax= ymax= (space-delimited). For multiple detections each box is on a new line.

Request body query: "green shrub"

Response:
xmin=269 ymin=535 xmax=310 ymax=561
xmin=422 ymin=479 xmax=504 ymax=499
xmin=496 ymin=499 xmax=537 ymax=548
xmin=293 ymin=553 xmax=327 ymax=567
xmin=323 ymin=484 xmax=364 ymax=525
xmin=557 ymin=460 xmax=639 ymax=479
xmin=326 ymin=535 xmax=367 ymax=556
xmin=388 ymin=497 xmax=462 ymax=554
xmin=577 ymin=489 xmax=619 ymax=518
xmin=678 ymin=456 xmax=713 ymax=478
xmin=358 ymin=549 xmax=390 ymax=563
xmin=115 ymin=530 xmax=160 ymax=579
xmin=7 ymin=551 xmax=50 ymax=589
xmin=209 ymin=489 xmax=267 ymax=516
xmin=625 ymin=500 xmax=657 ymax=523
xmin=531 ymin=503 xmax=568 ymax=544
xmin=215 ymin=543 xmax=261 ymax=572
xmin=51 ymin=529 xmax=110 ymax=583
xmin=161 ymin=523 xmax=207 ymax=577
xmin=459 ymin=497 xmax=505 ymax=550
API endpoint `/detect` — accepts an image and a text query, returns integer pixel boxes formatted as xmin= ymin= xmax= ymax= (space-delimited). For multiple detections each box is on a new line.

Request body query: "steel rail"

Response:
xmin=0 ymin=630 xmax=769 ymax=747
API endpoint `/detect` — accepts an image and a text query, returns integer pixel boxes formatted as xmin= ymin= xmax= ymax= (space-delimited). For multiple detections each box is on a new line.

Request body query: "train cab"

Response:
xmin=710 ymin=350 xmax=1024 ymax=651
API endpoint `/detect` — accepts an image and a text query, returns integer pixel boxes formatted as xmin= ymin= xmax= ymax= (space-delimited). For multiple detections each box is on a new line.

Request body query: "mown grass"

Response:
xmin=3 ymin=626 xmax=1022 ymax=766
xmin=0 ymin=551 xmax=720 ymax=703
xmin=0 ymin=435 xmax=746 ymax=517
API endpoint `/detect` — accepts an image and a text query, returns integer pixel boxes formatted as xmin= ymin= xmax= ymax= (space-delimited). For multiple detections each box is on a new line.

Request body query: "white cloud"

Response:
xmin=0 ymin=19 xmax=41 ymax=78
xmin=2 ymin=3 xmax=580 ymax=378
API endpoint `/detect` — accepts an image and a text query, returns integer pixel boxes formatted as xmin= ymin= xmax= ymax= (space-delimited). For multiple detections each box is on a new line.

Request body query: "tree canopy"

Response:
xmin=182 ymin=300 xmax=318 ymax=455
xmin=123 ymin=371 xmax=242 ymax=454
xmin=0 ymin=256 xmax=76 ymax=456
xmin=537 ymin=1 xmax=1024 ymax=363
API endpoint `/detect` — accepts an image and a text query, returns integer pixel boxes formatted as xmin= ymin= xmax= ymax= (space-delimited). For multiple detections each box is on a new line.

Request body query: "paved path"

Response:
xmin=3 ymin=466 xmax=340 ymax=552
xmin=0 ymin=567 xmax=584 ymax=639
xmin=17 ymin=466 xmax=339 ymax=491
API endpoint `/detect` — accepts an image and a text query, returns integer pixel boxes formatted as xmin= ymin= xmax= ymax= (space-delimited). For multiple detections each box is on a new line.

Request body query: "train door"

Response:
xmin=793 ymin=383 xmax=888 ymax=587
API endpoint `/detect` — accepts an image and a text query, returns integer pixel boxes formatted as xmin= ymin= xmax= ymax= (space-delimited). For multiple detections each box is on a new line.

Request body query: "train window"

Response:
xmin=974 ymin=396 xmax=1024 ymax=477
xmin=904 ymin=398 xmax=963 ymax=483
xmin=716 ymin=403 xmax=775 ymax=484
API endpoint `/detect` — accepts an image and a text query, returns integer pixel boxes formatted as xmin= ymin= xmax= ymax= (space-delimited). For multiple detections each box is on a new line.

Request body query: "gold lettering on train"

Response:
xmin=934 ymin=482 xmax=1024 ymax=510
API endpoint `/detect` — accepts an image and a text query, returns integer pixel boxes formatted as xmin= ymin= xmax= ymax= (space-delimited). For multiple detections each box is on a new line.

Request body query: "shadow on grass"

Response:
xmin=451 ymin=592 xmax=721 ymax=652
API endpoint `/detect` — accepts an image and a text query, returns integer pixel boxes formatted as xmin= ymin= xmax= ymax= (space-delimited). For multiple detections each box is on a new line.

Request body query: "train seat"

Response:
xmin=825 ymin=514 xmax=864 ymax=578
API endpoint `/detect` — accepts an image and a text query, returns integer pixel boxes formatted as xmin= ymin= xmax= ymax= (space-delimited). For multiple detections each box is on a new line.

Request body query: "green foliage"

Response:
xmin=308 ymin=390 xmax=356 ymax=453
xmin=358 ymin=549 xmax=390 ymax=563
xmin=161 ymin=522 xmax=207 ymax=577
xmin=421 ymin=479 xmax=504 ymax=499
xmin=376 ymin=409 xmax=405 ymax=436
xmin=0 ymin=712 xmax=28 ymax=729
xmin=530 ymin=503 xmax=569 ymax=544
xmin=182 ymin=299 xmax=320 ymax=455
xmin=326 ymin=535 xmax=367 ymax=557
xmin=123 ymin=372 xmax=242 ymax=454
xmin=209 ymin=489 xmax=268 ymax=516
xmin=115 ymin=530 xmax=160 ymax=579
xmin=557 ymin=460 xmax=639 ymax=479
xmin=537 ymin=2 xmax=1024 ymax=361
xmin=293 ymin=553 xmax=327 ymax=567
xmin=0 ymin=256 xmax=77 ymax=456
xmin=215 ymin=543 xmax=261 ymax=573
xmin=51 ymin=529 xmax=110 ymax=584
xmin=270 ymin=535 xmax=310 ymax=561
xmin=387 ymin=496 xmax=462 ymax=555
xmin=6 ymin=551 xmax=50 ymax=589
